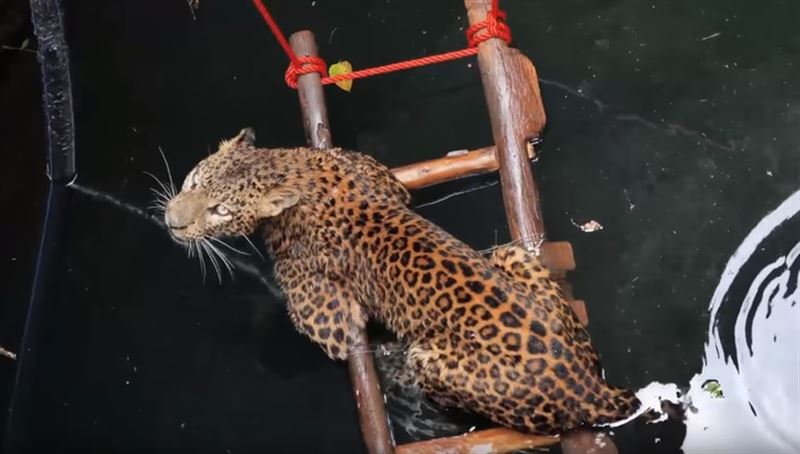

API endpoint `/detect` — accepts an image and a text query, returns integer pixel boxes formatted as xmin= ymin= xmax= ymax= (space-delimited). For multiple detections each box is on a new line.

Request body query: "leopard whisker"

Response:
xmin=148 ymin=193 xmax=169 ymax=205
xmin=241 ymin=235 xmax=265 ymax=261
xmin=204 ymin=238 xmax=236 ymax=279
xmin=194 ymin=241 xmax=208 ymax=282
xmin=147 ymin=193 xmax=169 ymax=212
xmin=144 ymin=171 xmax=173 ymax=199
xmin=156 ymin=146 xmax=177 ymax=198
xmin=212 ymin=246 xmax=235 ymax=281
xmin=145 ymin=173 xmax=174 ymax=219
xmin=200 ymin=240 xmax=224 ymax=284
xmin=148 ymin=187 xmax=171 ymax=204
xmin=147 ymin=201 xmax=167 ymax=212
xmin=218 ymin=253 xmax=235 ymax=279
xmin=207 ymin=236 xmax=249 ymax=256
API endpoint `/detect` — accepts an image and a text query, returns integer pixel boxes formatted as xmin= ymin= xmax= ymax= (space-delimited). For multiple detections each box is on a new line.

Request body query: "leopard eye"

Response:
xmin=209 ymin=204 xmax=231 ymax=216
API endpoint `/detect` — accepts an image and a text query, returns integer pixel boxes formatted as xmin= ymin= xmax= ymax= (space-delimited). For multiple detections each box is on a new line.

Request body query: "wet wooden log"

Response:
xmin=391 ymin=144 xmax=534 ymax=190
xmin=396 ymin=428 xmax=557 ymax=454
xmin=462 ymin=1 xmax=617 ymax=454
xmin=465 ymin=0 xmax=547 ymax=252
xmin=290 ymin=30 xmax=394 ymax=454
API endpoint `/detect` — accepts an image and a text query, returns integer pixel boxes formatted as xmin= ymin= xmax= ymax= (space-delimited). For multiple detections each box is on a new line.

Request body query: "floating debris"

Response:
xmin=571 ymin=218 xmax=604 ymax=232
xmin=702 ymin=379 xmax=724 ymax=399
xmin=187 ymin=0 xmax=199 ymax=20
xmin=0 ymin=346 xmax=16 ymax=360
xmin=624 ymin=188 xmax=636 ymax=210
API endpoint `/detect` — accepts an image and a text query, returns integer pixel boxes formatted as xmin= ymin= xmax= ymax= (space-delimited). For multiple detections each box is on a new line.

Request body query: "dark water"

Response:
xmin=1 ymin=0 xmax=798 ymax=452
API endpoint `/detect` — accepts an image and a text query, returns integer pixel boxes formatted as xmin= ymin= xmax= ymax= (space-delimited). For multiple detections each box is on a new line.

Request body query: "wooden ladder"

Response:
xmin=287 ymin=1 xmax=617 ymax=453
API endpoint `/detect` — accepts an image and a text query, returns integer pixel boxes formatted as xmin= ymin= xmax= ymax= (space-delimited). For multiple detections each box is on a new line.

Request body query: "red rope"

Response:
xmin=250 ymin=0 xmax=300 ymax=66
xmin=251 ymin=0 xmax=511 ymax=89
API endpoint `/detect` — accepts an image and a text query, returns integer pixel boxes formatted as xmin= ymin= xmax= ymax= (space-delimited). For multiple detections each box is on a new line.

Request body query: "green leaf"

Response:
xmin=329 ymin=60 xmax=353 ymax=92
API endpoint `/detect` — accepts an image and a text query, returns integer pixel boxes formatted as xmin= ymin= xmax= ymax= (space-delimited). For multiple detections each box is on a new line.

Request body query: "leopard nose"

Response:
xmin=164 ymin=200 xmax=196 ymax=230
xmin=164 ymin=193 xmax=206 ymax=231
xmin=164 ymin=207 xmax=188 ymax=230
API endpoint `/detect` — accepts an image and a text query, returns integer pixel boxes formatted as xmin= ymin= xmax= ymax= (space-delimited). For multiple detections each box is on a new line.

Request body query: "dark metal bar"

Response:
xmin=289 ymin=30 xmax=394 ymax=454
xmin=463 ymin=1 xmax=618 ymax=453
xmin=29 ymin=0 xmax=76 ymax=183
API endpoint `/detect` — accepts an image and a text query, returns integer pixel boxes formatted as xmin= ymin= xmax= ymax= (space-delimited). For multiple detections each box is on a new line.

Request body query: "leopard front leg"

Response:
xmin=274 ymin=259 xmax=366 ymax=360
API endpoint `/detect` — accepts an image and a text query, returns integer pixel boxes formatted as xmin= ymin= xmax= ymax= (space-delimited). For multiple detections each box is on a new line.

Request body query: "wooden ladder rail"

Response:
xmin=290 ymin=31 xmax=395 ymax=454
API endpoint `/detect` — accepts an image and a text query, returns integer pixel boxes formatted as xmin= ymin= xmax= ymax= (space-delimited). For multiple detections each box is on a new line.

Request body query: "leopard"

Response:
xmin=162 ymin=127 xmax=641 ymax=435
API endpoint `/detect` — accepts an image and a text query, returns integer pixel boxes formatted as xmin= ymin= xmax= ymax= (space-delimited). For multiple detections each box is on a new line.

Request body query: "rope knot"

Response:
xmin=466 ymin=8 xmax=512 ymax=47
xmin=285 ymin=55 xmax=328 ymax=89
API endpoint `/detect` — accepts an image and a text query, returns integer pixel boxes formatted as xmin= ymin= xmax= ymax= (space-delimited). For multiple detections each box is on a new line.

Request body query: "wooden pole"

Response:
xmin=392 ymin=145 xmax=533 ymax=190
xmin=396 ymin=428 xmax=557 ymax=454
xmin=289 ymin=33 xmax=333 ymax=149
xmin=464 ymin=0 xmax=547 ymax=252
xmin=289 ymin=30 xmax=395 ymax=454
xmin=463 ymin=1 xmax=618 ymax=453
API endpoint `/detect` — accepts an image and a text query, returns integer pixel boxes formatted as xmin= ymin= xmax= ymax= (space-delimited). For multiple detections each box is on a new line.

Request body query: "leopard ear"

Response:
xmin=218 ymin=127 xmax=256 ymax=153
xmin=234 ymin=127 xmax=256 ymax=146
xmin=257 ymin=186 xmax=301 ymax=218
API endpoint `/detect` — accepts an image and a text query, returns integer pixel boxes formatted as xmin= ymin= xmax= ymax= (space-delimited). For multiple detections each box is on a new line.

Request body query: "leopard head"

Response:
xmin=163 ymin=128 xmax=301 ymax=244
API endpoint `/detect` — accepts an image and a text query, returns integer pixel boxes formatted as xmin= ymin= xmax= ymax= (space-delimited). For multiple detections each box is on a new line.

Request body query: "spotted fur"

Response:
xmin=164 ymin=128 xmax=641 ymax=435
